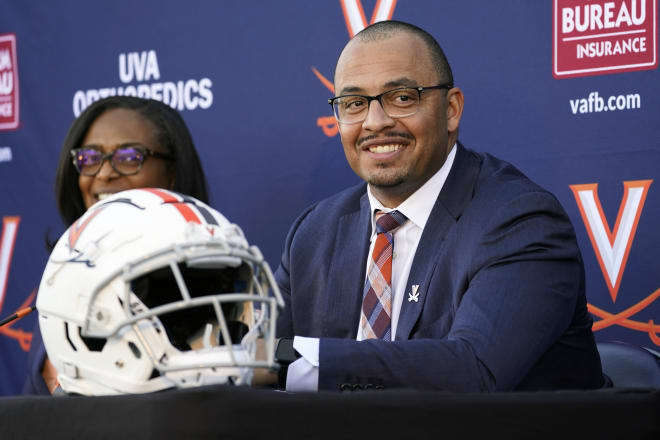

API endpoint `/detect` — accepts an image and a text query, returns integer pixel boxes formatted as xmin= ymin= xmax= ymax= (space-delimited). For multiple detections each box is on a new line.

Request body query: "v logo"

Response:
xmin=312 ymin=1 xmax=398 ymax=138
xmin=340 ymin=0 xmax=398 ymax=38
xmin=67 ymin=205 xmax=108 ymax=251
xmin=570 ymin=180 xmax=652 ymax=303
xmin=0 ymin=216 xmax=20 ymax=315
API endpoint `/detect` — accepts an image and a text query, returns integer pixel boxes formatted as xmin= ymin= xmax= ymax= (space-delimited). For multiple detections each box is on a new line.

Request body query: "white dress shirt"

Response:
xmin=286 ymin=145 xmax=457 ymax=392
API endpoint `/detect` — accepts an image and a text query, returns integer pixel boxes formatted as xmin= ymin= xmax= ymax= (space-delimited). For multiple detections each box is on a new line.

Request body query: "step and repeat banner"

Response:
xmin=0 ymin=1 xmax=658 ymax=395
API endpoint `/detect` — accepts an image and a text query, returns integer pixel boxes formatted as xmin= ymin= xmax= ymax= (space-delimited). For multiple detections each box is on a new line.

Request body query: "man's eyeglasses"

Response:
xmin=70 ymin=145 xmax=174 ymax=177
xmin=328 ymin=83 xmax=453 ymax=125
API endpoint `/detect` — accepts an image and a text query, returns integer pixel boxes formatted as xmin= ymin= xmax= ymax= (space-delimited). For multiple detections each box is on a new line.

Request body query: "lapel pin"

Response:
xmin=408 ymin=284 xmax=420 ymax=303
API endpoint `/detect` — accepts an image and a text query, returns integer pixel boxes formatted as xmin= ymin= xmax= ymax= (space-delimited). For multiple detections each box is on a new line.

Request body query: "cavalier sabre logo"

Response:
xmin=570 ymin=180 xmax=659 ymax=345
xmin=0 ymin=34 xmax=19 ymax=130
xmin=553 ymin=0 xmax=658 ymax=78
xmin=312 ymin=0 xmax=397 ymax=137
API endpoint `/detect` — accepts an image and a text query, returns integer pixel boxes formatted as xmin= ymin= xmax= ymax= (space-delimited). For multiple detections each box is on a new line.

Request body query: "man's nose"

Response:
xmin=362 ymin=99 xmax=396 ymax=132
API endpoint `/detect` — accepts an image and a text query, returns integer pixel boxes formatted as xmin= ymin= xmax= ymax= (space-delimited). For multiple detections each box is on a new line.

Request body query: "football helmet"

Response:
xmin=37 ymin=188 xmax=283 ymax=395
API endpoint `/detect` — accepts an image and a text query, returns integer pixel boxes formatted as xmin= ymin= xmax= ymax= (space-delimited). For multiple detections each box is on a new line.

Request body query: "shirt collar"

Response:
xmin=367 ymin=143 xmax=457 ymax=238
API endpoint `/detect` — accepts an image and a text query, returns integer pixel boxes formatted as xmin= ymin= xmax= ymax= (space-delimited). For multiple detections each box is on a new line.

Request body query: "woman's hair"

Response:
xmin=54 ymin=96 xmax=209 ymax=226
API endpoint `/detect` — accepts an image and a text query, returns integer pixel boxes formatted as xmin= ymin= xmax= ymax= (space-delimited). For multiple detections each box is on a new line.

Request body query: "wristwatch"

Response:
xmin=274 ymin=337 xmax=301 ymax=389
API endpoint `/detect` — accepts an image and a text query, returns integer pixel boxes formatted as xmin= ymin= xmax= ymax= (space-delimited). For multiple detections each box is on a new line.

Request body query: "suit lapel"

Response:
xmin=395 ymin=144 xmax=481 ymax=340
xmin=323 ymin=193 xmax=372 ymax=338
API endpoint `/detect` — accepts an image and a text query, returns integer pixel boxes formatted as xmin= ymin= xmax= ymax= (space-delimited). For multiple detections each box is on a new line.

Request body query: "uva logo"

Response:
xmin=312 ymin=0 xmax=397 ymax=137
xmin=570 ymin=180 xmax=660 ymax=345
xmin=119 ymin=50 xmax=160 ymax=83
xmin=50 ymin=198 xmax=145 ymax=270
xmin=52 ymin=205 xmax=112 ymax=268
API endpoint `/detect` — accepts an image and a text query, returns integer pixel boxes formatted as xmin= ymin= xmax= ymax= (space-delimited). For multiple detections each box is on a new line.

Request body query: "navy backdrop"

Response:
xmin=0 ymin=0 xmax=658 ymax=395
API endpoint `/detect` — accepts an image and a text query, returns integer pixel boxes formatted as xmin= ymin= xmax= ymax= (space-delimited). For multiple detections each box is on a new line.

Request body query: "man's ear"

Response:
xmin=446 ymin=87 xmax=464 ymax=133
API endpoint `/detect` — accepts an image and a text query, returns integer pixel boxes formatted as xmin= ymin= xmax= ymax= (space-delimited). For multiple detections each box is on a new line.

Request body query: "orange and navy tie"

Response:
xmin=360 ymin=210 xmax=407 ymax=340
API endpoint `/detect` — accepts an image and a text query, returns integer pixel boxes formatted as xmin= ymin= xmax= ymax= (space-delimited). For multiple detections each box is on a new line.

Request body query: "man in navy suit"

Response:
xmin=275 ymin=20 xmax=605 ymax=392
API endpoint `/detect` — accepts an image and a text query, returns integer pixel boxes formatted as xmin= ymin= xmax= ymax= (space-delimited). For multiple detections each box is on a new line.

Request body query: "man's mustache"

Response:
xmin=357 ymin=132 xmax=414 ymax=148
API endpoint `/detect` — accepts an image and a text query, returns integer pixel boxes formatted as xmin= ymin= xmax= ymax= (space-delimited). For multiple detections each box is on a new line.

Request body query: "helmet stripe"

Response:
xmin=181 ymin=195 xmax=218 ymax=225
xmin=141 ymin=188 xmax=201 ymax=224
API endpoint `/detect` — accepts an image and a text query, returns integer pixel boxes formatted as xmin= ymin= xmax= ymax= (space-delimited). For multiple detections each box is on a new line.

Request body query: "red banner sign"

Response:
xmin=553 ymin=0 xmax=658 ymax=78
xmin=0 ymin=34 xmax=19 ymax=130
xmin=0 ymin=34 xmax=18 ymax=130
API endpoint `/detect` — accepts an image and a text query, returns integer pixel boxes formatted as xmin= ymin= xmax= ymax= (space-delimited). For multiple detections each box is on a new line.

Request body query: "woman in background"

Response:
xmin=23 ymin=96 xmax=209 ymax=394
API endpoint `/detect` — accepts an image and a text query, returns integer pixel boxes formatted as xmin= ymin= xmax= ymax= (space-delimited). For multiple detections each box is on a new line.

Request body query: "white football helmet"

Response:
xmin=37 ymin=188 xmax=283 ymax=395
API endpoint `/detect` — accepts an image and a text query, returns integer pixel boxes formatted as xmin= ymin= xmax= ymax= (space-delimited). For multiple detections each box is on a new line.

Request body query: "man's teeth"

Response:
xmin=97 ymin=193 xmax=113 ymax=200
xmin=369 ymin=144 xmax=402 ymax=153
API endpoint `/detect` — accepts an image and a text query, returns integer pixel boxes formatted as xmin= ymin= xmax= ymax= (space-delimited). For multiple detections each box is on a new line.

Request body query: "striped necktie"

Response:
xmin=360 ymin=210 xmax=407 ymax=340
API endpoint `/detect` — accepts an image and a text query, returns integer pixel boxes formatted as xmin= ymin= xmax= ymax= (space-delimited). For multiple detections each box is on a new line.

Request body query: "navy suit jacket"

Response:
xmin=275 ymin=144 xmax=604 ymax=391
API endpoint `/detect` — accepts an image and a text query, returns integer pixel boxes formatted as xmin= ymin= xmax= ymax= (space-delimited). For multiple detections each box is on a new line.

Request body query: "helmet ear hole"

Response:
xmin=128 ymin=341 xmax=142 ymax=359
xmin=78 ymin=326 xmax=107 ymax=351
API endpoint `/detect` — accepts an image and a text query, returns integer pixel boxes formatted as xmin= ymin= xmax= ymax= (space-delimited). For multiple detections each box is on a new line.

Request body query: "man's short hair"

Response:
xmin=352 ymin=20 xmax=454 ymax=86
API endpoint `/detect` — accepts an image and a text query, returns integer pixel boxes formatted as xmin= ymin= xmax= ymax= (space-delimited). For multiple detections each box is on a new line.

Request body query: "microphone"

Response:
xmin=0 ymin=306 xmax=36 ymax=327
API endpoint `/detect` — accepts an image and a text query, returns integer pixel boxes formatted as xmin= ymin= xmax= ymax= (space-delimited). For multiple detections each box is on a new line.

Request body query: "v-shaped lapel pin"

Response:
xmin=408 ymin=284 xmax=420 ymax=303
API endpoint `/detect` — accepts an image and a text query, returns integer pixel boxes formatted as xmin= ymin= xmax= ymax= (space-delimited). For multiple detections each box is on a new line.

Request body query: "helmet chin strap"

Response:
xmin=185 ymin=322 xmax=218 ymax=350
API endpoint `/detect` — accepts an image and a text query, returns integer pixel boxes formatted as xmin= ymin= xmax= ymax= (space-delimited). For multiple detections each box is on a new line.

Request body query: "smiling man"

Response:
xmin=274 ymin=20 xmax=605 ymax=392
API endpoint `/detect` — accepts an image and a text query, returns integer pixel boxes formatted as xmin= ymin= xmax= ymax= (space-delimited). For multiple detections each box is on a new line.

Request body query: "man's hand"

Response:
xmin=251 ymin=337 xmax=278 ymax=387
xmin=42 ymin=357 xmax=60 ymax=394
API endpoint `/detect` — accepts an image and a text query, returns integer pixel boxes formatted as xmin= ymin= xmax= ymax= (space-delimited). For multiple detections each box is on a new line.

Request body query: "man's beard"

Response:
xmin=366 ymin=164 xmax=406 ymax=188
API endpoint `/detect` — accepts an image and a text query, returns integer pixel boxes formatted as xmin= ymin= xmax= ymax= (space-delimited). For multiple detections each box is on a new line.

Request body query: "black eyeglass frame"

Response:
xmin=328 ymin=83 xmax=454 ymax=124
xmin=70 ymin=146 xmax=174 ymax=177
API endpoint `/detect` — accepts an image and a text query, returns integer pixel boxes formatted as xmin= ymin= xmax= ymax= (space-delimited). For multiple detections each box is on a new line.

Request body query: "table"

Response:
xmin=1 ymin=386 xmax=658 ymax=439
